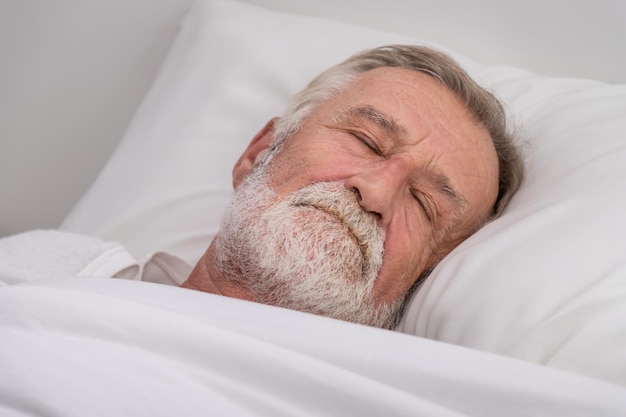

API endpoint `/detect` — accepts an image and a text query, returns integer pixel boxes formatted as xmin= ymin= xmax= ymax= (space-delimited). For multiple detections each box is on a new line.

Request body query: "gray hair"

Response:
xmin=271 ymin=44 xmax=524 ymax=220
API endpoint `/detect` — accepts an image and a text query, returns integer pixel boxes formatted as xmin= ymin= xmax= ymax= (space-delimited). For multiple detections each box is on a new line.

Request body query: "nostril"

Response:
xmin=351 ymin=187 xmax=382 ymax=221
xmin=351 ymin=187 xmax=362 ymax=201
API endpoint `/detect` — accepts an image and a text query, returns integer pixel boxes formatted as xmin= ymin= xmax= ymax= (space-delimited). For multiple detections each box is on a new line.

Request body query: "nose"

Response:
xmin=345 ymin=157 xmax=413 ymax=226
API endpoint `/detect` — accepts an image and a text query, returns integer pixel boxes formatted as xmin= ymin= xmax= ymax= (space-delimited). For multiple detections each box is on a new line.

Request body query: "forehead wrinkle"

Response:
xmin=333 ymin=104 xmax=409 ymax=143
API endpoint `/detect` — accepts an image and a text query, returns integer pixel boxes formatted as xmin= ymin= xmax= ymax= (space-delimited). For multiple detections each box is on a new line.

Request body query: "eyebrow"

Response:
xmin=333 ymin=105 xmax=408 ymax=143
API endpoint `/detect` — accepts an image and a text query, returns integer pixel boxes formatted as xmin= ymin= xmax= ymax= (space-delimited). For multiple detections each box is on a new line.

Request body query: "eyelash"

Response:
xmin=412 ymin=191 xmax=433 ymax=222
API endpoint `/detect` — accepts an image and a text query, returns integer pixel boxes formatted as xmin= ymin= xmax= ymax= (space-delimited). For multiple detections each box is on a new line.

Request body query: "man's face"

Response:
xmin=214 ymin=66 xmax=499 ymax=327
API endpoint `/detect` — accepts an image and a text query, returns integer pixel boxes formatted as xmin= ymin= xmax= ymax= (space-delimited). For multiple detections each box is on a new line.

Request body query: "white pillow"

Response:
xmin=61 ymin=0 xmax=626 ymax=386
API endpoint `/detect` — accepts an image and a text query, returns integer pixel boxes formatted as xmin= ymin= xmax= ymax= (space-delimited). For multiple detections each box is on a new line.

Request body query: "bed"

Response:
xmin=2 ymin=0 xmax=626 ymax=415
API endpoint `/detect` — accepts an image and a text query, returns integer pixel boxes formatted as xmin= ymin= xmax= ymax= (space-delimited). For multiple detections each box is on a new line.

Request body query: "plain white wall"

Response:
xmin=0 ymin=0 xmax=193 ymax=236
xmin=2 ymin=0 xmax=625 ymax=237
xmin=244 ymin=0 xmax=626 ymax=84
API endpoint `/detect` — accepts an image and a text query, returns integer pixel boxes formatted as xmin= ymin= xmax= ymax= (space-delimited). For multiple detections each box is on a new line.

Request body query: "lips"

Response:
xmin=286 ymin=183 xmax=385 ymax=280
xmin=297 ymin=200 xmax=364 ymax=244
xmin=292 ymin=207 xmax=382 ymax=284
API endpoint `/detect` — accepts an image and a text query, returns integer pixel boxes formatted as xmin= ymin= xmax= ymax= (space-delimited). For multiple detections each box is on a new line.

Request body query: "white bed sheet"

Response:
xmin=2 ymin=278 xmax=625 ymax=416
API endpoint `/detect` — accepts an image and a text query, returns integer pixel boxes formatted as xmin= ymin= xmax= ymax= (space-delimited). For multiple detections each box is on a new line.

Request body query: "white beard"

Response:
xmin=213 ymin=161 xmax=406 ymax=329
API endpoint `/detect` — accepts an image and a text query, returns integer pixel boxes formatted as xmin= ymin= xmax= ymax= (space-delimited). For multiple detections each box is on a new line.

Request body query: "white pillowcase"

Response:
xmin=61 ymin=0 xmax=626 ymax=386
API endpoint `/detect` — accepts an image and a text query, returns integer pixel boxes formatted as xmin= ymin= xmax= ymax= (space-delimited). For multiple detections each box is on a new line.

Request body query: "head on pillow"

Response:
xmin=182 ymin=44 xmax=524 ymax=329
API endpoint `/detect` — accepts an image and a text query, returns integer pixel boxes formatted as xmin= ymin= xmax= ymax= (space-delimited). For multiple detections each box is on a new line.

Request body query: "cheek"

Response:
xmin=375 ymin=218 xmax=433 ymax=298
xmin=385 ymin=229 xmax=429 ymax=274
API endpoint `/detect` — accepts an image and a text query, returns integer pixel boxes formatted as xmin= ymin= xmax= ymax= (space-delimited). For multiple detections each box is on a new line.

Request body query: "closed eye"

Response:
xmin=412 ymin=190 xmax=433 ymax=223
xmin=350 ymin=131 xmax=383 ymax=156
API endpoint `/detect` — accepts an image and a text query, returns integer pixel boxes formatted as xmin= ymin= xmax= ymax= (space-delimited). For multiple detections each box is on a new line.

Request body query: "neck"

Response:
xmin=181 ymin=240 xmax=255 ymax=301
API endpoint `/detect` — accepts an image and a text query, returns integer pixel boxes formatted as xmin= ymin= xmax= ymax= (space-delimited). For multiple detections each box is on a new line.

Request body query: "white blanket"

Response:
xmin=2 ymin=278 xmax=625 ymax=416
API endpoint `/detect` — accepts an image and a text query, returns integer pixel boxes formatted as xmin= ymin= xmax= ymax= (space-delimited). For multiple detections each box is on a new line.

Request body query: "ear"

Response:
xmin=232 ymin=117 xmax=279 ymax=188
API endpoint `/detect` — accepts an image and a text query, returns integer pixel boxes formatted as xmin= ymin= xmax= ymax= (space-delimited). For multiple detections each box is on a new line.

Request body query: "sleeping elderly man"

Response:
xmin=0 ymin=45 xmax=524 ymax=329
